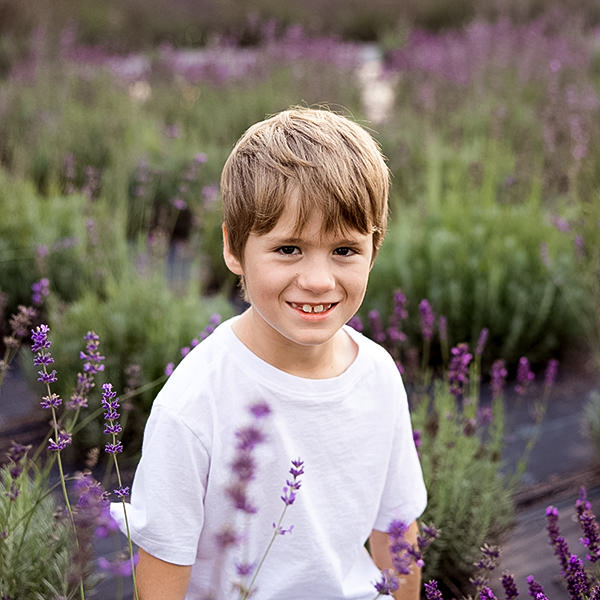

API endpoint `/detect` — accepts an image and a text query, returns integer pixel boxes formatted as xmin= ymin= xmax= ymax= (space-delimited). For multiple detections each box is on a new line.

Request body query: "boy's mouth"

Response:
xmin=289 ymin=302 xmax=335 ymax=314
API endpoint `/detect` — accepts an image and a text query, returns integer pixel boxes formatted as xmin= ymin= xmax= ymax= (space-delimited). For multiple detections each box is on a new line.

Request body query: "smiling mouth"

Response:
xmin=289 ymin=302 xmax=335 ymax=314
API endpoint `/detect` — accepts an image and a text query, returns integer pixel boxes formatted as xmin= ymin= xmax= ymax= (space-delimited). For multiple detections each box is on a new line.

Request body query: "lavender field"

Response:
xmin=0 ymin=2 xmax=599 ymax=598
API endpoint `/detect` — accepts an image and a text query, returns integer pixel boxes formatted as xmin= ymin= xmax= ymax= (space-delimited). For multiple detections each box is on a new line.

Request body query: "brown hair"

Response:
xmin=220 ymin=107 xmax=390 ymax=262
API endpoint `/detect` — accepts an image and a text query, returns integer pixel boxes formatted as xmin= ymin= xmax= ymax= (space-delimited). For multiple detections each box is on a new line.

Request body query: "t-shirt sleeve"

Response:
xmin=372 ymin=373 xmax=427 ymax=532
xmin=110 ymin=404 xmax=209 ymax=565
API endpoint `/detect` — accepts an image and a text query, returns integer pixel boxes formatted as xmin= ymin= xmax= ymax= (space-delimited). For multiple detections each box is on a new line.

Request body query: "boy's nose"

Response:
xmin=296 ymin=260 xmax=336 ymax=293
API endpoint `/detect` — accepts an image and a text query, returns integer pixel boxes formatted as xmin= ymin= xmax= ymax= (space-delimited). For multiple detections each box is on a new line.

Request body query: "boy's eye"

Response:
xmin=276 ymin=246 xmax=300 ymax=255
xmin=333 ymin=247 xmax=355 ymax=256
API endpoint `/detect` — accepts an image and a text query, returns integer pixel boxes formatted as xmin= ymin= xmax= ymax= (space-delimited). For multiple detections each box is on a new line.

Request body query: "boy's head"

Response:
xmin=220 ymin=107 xmax=390 ymax=266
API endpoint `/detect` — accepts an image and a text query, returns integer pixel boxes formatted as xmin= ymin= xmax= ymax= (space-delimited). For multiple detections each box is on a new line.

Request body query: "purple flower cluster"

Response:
xmin=448 ymin=343 xmax=473 ymax=397
xmin=280 ymin=459 xmax=304 ymax=508
xmin=225 ymin=402 xmax=271 ymax=515
xmin=575 ymin=487 xmax=600 ymax=562
xmin=386 ymin=290 xmax=408 ymax=343
xmin=31 ymin=324 xmax=58 ymax=385
xmin=31 ymin=277 xmax=49 ymax=307
xmin=490 ymin=359 xmax=508 ymax=398
xmin=373 ymin=569 xmax=399 ymax=596
xmin=368 ymin=309 xmax=386 ymax=344
xmin=544 ymin=359 xmax=559 ymax=389
xmin=346 ymin=315 xmax=364 ymax=332
xmin=419 ymin=299 xmax=435 ymax=342
xmin=425 ymin=580 xmax=444 ymax=600
xmin=515 ymin=357 xmax=534 ymax=396
xmin=5 ymin=442 xmax=31 ymax=501
xmin=501 ymin=573 xmax=519 ymax=600
xmin=69 ymin=331 xmax=105 ymax=409
xmin=4 ymin=305 xmax=37 ymax=350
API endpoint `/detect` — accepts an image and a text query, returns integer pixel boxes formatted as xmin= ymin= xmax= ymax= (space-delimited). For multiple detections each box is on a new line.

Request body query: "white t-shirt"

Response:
xmin=111 ymin=317 xmax=426 ymax=600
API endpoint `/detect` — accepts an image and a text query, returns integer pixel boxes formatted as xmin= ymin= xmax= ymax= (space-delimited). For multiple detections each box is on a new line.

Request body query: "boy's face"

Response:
xmin=224 ymin=196 xmax=374 ymax=361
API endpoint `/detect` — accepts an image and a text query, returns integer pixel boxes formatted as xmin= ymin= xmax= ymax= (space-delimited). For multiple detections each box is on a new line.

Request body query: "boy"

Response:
xmin=112 ymin=107 xmax=427 ymax=599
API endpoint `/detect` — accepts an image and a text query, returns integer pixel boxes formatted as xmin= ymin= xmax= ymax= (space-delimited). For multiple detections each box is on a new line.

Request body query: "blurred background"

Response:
xmin=1 ymin=0 xmax=599 ymax=597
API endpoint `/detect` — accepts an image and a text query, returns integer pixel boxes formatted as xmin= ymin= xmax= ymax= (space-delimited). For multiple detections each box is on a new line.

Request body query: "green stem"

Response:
xmin=240 ymin=505 xmax=289 ymax=600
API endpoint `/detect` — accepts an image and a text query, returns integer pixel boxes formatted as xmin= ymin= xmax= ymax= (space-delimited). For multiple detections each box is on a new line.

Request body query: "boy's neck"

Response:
xmin=232 ymin=309 xmax=358 ymax=379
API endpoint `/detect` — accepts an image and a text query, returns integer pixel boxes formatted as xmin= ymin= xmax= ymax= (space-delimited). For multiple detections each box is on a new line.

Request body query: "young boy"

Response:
xmin=111 ymin=107 xmax=427 ymax=599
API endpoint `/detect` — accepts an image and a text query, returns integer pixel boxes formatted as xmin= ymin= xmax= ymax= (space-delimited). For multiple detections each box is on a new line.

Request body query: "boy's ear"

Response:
xmin=222 ymin=224 xmax=244 ymax=276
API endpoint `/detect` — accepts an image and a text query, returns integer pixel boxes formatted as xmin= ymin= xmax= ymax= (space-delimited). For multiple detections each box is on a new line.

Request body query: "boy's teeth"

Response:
xmin=292 ymin=303 xmax=331 ymax=313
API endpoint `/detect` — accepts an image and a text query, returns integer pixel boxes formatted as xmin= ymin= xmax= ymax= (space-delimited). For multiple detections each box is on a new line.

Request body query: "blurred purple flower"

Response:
xmin=31 ymin=277 xmax=50 ymax=307
xmin=501 ymin=573 xmax=519 ymax=599
xmin=475 ymin=328 xmax=489 ymax=357
xmin=515 ymin=357 xmax=535 ymax=395
xmin=368 ymin=309 xmax=386 ymax=344
xmin=281 ymin=457 xmax=304 ymax=507
xmin=544 ymin=359 xmax=559 ymax=389
xmin=425 ymin=580 xmax=444 ymax=600
xmin=373 ymin=569 xmax=399 ymax=595
xmin=387 ymin=290 xmax=408 ymax=343
xmin=419 ymin=299 xmax=435 ymax=342
xmin=448 ymin=343 xmax=472 ymax=397
xmin=527 ymin=575 xmax=547 ymax=600
xmin=98 ymin=553 xmax=139 ymax=577
xmin=480 ymin=587 xmax=498 ymax=600
xmin=347 ymin=315 xmax=364 ymax=332
xmin=165 ymin=362 xmax=175 ymax=376
xmin=551 ymin=215 xmax=570 ymax=232
xmin=575 ymin=487 xmax=600 ymax=562
xmin=490 ymin=359 xmax=507 ymax=397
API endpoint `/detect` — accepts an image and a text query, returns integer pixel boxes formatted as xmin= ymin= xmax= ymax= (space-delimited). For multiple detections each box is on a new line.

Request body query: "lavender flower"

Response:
xmin=515 ymin=357 xmax=535 ymax=396
xmin=490 ymin=359 xmax=508 ymax=398
xmin=501 ymin=573 xmax=520 ymax=599
xmin=387 ymin=290 xmax=408 ymax=343
xmin=368 ymin=309 xmax=386 ymax=343
xmin=31 ymin=277 xmax=50 ymax=306
xmin=419 ymin=299 xmax=435 ymax=342
xmin=544 ymin=359 xmax=559 ymax=389
xmin=373 ymin=569 xmax=399 ymax=595
xmin=69 ymin=331 xmax=105 ymax=409
xmin=565 ymin=554 xmax=590 ymax=600
xmin=448 ymin=343 xmax=473 ymax=397
xmin=5 ymin=442 xmax=31 ymax=501
xmin=98 ymin=553 xmax=139 ymax=577
xmin=425 ymin=580 xmax=444 ymax=600
xmin=480 ymin=587 xmax=498 ymax=600
xmin=280 ymin=458 xmax=303 ymax=508
xmin=526 ymin=576 xmax=547 ymax=600
xmin=475 ymin=328 xmax=489 ymax=357
xmin=347 ymin=315 xmax=364 ymax=332
xmin=575 ymin=487 xmax=600 ymax=562
xmin=546 ymin=505 xmax=571 ymax=574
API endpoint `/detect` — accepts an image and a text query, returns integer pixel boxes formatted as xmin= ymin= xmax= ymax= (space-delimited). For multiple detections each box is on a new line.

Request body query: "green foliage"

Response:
xmin=412 ymin=382 xmax=514 ymax=595
xmin=0 ymin=462 xmax=77 ymax=598
xmin=366 ymin=166 xmax=586 ymax=365
xmin=0 ymin=170 xmax=124 ymax=315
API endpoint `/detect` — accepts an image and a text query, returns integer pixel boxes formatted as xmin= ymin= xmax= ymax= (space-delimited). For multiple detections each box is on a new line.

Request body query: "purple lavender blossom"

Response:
xmin=544 ymin=359 xmax=559 ymax=389
xmin=387 ymin=290 xmax=408 ymax=343
xmin=425 ymin=580 xmax=444 ymax=600
xmin=249 ymin=401 xmax=271 ymax=419
xmin=565 ymin=554 xmax=590 ymax=600
xmin=347 ymin=315 xmax=364 ymax=332
xmin=281 ymin=458 xmax=304 ymax=507
xmin=526 ymin=576 xmax=547 ymax=600
xmin=515 ymin=357 xmax=535 ymax=396
xmin=48 ymin=431 xmax=72 ymax=451
xmin=419 ymin=299 xmax=435 ymax=342
xmin=501 ymin=573 xmax=519 ymax=599
xmin=373 ymin=569 xmax=399 ymax=595
xmin=70 ymin=331 xmax=105 ymax=409
xmin=480 ymin=587 xmax=498 ymax=600
xmin=490 ymin=359 xmax=508 ymax=397
xmin=102 ymin=383 xmax=125 ymax=459
xmin=31 ymin=324 xmax=51 ymax=353
xmin=165 ymin=362 xmax=175 ymax=376
xmin=98 ymin=554 xmax=139 ymax=577
xmin=448 ymin=343 xmax=473 ymax=397
xmin=575 ymin=487 xmax=600 ymax=562
xmin=31 ymin=277 xmax=49 ymax=307
xmin=475 ymin=328 xmax=489 ymax=357
xmin=368 ymin=309 xmax=386 ymax=343
xmin=546 ymin=505 xmax=571 ymax=574
xmin=5 ymin=442 xmax=31 ymax=501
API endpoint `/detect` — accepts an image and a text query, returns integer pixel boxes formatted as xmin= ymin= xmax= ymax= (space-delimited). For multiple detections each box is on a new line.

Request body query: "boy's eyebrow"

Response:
xmin=264 ymin=233 xmax=369 ymax=245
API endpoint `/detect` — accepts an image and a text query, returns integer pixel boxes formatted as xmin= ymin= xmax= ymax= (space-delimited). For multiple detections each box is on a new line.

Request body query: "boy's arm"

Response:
xmin=369 ymin=520 xmax=421 ymax=600
xmin=136 ymin=547 xmax=192 ymax=600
